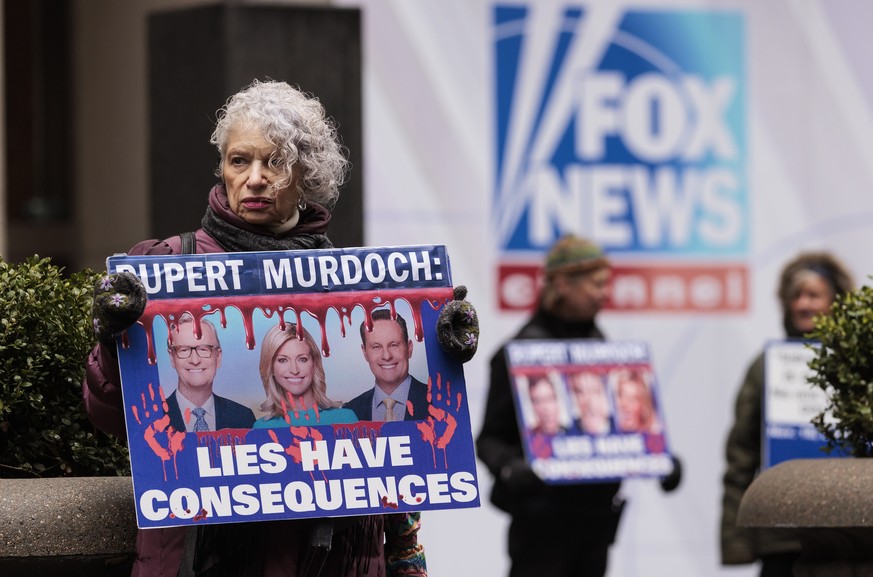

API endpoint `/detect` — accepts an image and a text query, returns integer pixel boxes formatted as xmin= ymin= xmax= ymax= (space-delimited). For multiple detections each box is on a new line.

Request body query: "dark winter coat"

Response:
xmin=720 ymin=351 xmax=802 ymax=564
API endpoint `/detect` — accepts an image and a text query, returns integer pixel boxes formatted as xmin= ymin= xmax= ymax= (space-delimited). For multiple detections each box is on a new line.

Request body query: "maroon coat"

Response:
xmin=83 ymin=192 xmax=386 ymax=577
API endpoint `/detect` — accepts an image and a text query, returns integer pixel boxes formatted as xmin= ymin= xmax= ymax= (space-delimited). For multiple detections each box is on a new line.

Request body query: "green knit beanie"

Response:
xmin=544 ymin=235 xmax=609 ymax=276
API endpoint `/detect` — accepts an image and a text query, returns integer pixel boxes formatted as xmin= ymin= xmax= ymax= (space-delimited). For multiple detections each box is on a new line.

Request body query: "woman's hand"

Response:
xmin=91 ymin=272 xmax=147 ymax=345
xmin=436 ymin=286 xmax=479 ymax=363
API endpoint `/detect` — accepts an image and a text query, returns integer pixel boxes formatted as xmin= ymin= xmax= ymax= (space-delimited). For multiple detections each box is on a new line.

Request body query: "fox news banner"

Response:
xmin=763 ymin=340 xmax=846 ymax=469
xmin=108 ymin=245 xmax=480 ymax=529
xmin=505 ymin=339 xmax=673 ymax=483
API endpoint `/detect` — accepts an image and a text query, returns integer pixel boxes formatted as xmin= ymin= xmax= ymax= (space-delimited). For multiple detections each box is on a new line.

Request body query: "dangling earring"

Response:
xmin=297 ymin=196 xmax=308 ymax=211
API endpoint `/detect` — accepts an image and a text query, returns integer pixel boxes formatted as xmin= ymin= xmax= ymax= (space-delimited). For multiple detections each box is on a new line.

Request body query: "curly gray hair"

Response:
xmin=210 ymin=79 xmax=349 ymax=209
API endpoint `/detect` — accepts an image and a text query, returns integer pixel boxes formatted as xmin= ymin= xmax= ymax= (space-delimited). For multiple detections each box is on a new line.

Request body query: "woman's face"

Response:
xmin=572 ymin=373 xmax=610 ymax=434
xmin=222 ymin=125 xmax=299 ymax=229
xmin=530 ymin=378 xmax=562 ymax=434
xmin=272 ymin=338 xmax=315 ymax=403
xmin=790 ymin=273 xmax=834 ymax=334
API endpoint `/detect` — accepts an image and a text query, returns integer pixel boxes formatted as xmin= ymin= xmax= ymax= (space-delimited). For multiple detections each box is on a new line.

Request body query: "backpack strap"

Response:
xmin=179 ymin=231 xmax=197 ymax=255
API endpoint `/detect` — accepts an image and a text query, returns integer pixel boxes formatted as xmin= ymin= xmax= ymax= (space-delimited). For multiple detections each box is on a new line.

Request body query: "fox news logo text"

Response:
xmin=493 ymin=6 xmax=746 ymax=312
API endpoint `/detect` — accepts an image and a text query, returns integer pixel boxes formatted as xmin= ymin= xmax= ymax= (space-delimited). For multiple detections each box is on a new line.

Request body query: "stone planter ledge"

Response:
xmin=739 ymin=458 xmax=873 ymax=576
xmin=0 ymin=476 xmax=136 ymax=558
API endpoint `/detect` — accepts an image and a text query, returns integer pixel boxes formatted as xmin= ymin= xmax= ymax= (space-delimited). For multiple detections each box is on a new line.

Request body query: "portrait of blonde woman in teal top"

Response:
xmin=253 ymin=323 xmax=358 ymax=427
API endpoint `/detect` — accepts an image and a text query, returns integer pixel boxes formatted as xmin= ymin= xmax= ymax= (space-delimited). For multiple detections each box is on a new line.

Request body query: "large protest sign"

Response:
xmin=763 ymin=340 xmax=844 ymax=468
xmin=505 ymin=339 xmax=673 ymax=483
xmin=109 ymin=245 xmax=479 ymax=529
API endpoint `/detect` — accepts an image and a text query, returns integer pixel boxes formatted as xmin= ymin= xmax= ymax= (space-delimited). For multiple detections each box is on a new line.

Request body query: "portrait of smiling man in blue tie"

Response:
xmin=164 ymin=313 xmax=255 ymax=432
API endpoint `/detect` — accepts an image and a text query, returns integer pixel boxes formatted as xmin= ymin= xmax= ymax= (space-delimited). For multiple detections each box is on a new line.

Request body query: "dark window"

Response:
xmin=4 ymin=0 xmax=76 ymax=268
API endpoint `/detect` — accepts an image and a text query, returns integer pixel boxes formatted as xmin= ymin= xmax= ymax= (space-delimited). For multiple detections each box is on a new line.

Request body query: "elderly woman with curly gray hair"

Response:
xmin=85 ymin=79 xmax=477 ymax=577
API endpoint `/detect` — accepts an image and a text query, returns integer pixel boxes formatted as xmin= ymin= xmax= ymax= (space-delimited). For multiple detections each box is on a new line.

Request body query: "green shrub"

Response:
xmin=0 ymin=256 xmax=130 ymax=478
xmin=809 ymin=284 xmax=873 ymax=457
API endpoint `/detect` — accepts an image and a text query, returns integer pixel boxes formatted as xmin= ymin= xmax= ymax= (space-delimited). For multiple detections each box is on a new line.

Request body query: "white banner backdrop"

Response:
xmin=320 ymin=0 xmax=873 ymax=575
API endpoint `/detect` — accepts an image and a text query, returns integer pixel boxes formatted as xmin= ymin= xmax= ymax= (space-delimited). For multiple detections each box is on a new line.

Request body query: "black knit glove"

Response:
xmin=437 ymin=285 xmax=479 ymax=363
xmin=659 ymin=454 xmax=682 ymax=493
xmin=436 ymin=285 xmax=479 ymax=363
xmin=91 ymin=271 xmax=147 ymax=345
xmin=500 ymin=458 xmax=544 ymax=494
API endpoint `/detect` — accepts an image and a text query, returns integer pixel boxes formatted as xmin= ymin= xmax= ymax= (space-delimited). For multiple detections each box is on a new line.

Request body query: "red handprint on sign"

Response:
xmin=131 ymin=383 xmax=187 ymax=481
xmin=416 ymin=372 xmax=460 ymax=469
xmin=266 ymin=426 xmax=325 ymax=473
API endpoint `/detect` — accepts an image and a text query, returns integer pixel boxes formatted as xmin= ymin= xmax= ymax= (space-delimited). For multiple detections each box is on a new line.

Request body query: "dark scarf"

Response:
xmin=522 ymin=307 xmax=605 ymax=341
xmin=200 ymin=184 xmax=334 ymax=253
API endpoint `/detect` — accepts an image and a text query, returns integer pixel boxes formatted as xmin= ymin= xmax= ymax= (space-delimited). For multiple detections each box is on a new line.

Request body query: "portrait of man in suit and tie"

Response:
xmin=165 ymin=313 xmax=255 ymax=432
xmin=345 ymin=309 xmax=431 ymax=422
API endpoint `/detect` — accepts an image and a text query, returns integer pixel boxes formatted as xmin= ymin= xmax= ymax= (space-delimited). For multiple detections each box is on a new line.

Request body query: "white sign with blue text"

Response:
xmin=763 ymin=340 xmax=842 ymax=468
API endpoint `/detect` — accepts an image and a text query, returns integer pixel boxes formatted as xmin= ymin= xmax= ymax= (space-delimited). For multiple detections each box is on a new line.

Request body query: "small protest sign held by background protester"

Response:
xmin=763 ymin=339 xmax=846 ymax=468
xmin=110 ymin=245 xmax=480 ymax=529
xmin=505 ymin=339 xmax=674 ymax=484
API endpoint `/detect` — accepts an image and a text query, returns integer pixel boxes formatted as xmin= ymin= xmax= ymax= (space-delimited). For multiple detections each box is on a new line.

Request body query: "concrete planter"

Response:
xmin=0 ymin=476 xmax=137 ymax=577
xmin=738 ymin=459 xmax=873 ymax=577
